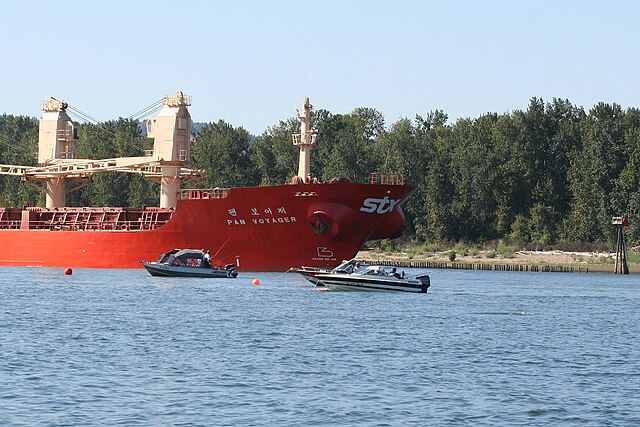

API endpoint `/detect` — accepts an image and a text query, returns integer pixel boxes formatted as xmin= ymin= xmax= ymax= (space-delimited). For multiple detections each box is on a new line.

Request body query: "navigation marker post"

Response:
xmin=612 ymin=216 xmax=630 ymax=275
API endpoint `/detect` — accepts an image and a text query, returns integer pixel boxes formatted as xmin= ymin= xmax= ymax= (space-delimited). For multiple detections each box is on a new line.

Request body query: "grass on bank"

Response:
xmin=367 ymin=239 xmax=640 ymax=267
xmin=372 ymin=239 xmax=520 ymax=261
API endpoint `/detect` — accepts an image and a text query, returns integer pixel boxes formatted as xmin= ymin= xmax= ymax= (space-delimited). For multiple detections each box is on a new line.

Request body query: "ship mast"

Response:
xmin=292 ymin=98 xmax=318 ymax=182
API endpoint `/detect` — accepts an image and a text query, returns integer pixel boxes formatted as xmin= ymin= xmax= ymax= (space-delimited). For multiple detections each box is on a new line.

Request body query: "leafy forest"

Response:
xmin=1 ymin=97 xmax=639 ymax=249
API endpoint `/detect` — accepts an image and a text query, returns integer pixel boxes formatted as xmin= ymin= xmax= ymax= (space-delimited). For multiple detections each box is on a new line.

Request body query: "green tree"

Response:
xmin=411 ymin=111 xmax=453 ymax=241
xmin=192 ymin=120 xmax=255 ymax=187
xmin=313 ymin=110 xmax=377 ymax=183
xmin=249 ymin=118 xmax=298 ymax=185
xmin=610 ymin=110 xmax=640 ymax=244
xmin=529 ymin=203 xmax=558 ymax=246
xmin=69 ymin=119 xmax=147 ymax=206
xmin=0 ymin=114 xmax=42 ymax=207
xmin=445 ymin=115 xmax=497 ymax=240
xmin=488 ymin=112 xmax=534 ymax=236
xmin=562 ymin=103 xmax=626 ymax=242
xmin=351 ymin=107 xmax=385 ymax=141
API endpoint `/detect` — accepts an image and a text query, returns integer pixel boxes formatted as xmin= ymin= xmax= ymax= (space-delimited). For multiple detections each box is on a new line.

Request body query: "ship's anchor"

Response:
xmin=309 ymin=214 xmax=329 ymax=236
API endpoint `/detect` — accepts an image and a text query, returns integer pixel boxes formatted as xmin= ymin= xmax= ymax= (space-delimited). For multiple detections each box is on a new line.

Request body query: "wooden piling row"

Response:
xmin=359 ymin=259 xmax=587 ymax=273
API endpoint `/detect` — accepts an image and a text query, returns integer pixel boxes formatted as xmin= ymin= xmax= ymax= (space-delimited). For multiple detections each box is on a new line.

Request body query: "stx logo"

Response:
xmin=360 ymin=196 xmax=401 ymax=214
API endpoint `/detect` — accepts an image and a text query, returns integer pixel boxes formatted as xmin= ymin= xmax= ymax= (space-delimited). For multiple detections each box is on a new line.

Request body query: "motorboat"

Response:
xmin=142 ymin=249 xmax=239 ymax=278
xmin=314 ymin=265 xmax=430 ymax=292
xmin=292 ymin=259 xmax=360 ymax=285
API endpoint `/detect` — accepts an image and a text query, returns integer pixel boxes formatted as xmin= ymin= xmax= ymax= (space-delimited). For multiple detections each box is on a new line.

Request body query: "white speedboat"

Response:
xmin=315 ymin=265 xmax=430 ymax=293
xmin=292 ymin=259 xmax=359 ymax=285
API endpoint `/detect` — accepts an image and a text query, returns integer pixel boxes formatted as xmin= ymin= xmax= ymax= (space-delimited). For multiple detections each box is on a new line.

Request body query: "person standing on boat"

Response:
xmin=203 ymin=250 xmax=212 ymax=268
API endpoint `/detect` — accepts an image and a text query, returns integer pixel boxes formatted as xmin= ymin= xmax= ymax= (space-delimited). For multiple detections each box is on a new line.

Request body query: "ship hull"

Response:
xmin=0 ymin=182 xmax=414 ymax=271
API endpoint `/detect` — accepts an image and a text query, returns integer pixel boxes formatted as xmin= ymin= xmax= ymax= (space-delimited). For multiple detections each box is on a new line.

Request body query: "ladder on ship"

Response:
xmin=140 ymin=210 xmax=158 ymax=230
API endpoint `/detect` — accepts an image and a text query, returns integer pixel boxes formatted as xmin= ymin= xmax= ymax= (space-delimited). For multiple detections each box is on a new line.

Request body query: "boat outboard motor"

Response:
xmin=419 ymin=275 xmax=431 ymax=293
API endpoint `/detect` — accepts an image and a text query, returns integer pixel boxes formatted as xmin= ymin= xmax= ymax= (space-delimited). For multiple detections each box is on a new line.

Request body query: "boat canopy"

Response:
xmin=173 ymin=249 xmax=205 ymax=259
xmin=157 ymin=248 xmax=205 ymax=266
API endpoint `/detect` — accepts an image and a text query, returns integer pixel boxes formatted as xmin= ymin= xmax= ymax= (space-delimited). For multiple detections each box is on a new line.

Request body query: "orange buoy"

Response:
xmin=252 ymin=279 xmax=260 ymax=285
xmin=64 ymin=268 xmax=73 ymax=275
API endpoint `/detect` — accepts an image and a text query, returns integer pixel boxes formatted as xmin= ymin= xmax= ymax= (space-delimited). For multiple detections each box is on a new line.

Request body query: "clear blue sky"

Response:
xmin=1 ymin=0 xmax=638 ymax=134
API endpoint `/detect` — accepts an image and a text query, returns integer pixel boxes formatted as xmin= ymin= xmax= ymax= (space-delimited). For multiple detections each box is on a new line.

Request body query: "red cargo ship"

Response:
xmin=0 ymin=94 xmax=413 ymax=271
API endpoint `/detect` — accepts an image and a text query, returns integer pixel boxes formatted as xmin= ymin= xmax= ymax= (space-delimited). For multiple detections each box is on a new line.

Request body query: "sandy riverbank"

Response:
xmin=356 ymin=249 xmax=637 ymax=273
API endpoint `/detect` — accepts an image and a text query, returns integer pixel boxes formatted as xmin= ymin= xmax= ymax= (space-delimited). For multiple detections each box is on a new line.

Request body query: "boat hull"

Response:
xmin=291 ymin=266 xmax=331 ymax=285
xmin=316 ymin=273 xmax=430 ymax=293
xmin=142 ymin=262 xmax=238 ymax=278
xmin=0 ymin=182 xmax=414 ymax=271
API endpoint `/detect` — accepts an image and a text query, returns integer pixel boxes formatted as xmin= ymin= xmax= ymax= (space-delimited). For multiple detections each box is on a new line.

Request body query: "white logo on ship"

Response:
xmin=360 ymin=196 xmax=401 ymax=214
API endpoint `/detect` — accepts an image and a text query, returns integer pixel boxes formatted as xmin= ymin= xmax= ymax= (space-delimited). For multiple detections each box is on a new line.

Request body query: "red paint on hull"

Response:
xmin=0 ymin=182 xmax=414 ymax=271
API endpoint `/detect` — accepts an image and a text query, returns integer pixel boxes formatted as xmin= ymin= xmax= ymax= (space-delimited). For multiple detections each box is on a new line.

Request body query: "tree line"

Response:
xmin=1 ymin=97 xmax=639 ymax=248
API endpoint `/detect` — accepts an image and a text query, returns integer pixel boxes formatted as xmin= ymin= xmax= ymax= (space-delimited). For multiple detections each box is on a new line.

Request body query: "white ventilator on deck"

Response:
xmin=146 ymin=92 xmax=193 ymax=208
xmin=292 ymin=98 xmax=318 ymax=181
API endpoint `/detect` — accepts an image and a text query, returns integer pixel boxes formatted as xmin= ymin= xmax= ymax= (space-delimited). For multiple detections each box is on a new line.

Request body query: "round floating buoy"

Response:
xmin=64 ymin=268 xmax=73 ymax=275
xmin=252 ymin=279 xmax=260 ymax=286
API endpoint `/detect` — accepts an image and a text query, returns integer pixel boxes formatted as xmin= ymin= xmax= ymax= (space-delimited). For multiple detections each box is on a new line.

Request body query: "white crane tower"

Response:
xmin=0 ymin=92 xmax=203 ymax=209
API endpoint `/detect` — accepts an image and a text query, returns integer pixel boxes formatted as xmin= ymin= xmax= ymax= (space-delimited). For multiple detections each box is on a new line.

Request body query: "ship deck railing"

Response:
xmin=0 ymin=219 xmax=170 ymax=231
xmin=370 ymin=173 xmax=406 ymax=185
xmin=0 ymin=215 xmax=169 ymax=231
xmin=181 ymin=188 xmax=230 ymax=200
xmin=0 ymin=221 xmax=21 ymax=230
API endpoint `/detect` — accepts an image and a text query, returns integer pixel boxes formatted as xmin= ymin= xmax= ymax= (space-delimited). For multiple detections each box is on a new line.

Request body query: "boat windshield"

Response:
xmin=333 ymin=259 xmax=358 ymax=274
xmin=361 ymin=266 xmax=386 ymax=276
xmin=360 ymin=266 xmax=402 ymax=277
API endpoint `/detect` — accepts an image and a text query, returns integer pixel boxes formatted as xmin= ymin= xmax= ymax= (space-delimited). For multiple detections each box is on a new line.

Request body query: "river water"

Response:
xmin=1 ymin=267 xmax=639 ymax=426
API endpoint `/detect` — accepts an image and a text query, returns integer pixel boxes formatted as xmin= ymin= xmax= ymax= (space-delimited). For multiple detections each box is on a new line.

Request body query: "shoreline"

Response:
xmin=356 ymin=249 xmax=637 ymax=274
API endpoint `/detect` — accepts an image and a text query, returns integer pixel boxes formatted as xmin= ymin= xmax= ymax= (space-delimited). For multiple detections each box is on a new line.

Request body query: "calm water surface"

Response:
xmin=1 ymin=267 xmax=639 ymax=425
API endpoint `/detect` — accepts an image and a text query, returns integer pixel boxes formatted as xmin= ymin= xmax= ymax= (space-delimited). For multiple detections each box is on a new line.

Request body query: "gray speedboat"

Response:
xmin=142 ymin=249 xmax=238 ymax=278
